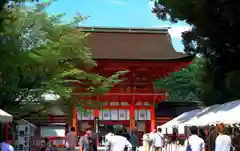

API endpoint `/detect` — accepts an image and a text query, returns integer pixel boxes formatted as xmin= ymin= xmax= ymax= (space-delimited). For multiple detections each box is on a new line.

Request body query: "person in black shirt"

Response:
xmin=122 ymin=127 xmax=131 ymax=141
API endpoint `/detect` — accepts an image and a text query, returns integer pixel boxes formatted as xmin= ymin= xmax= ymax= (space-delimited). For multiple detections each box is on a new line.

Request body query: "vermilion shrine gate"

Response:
xmin=72 ymin=27 xmax=193 ymax=137
xmin=3 ymin=27 xmax=193 ymax=145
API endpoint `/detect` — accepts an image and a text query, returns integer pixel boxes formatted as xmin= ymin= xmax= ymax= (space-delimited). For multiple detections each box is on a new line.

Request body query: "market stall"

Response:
xmin=212 ymin=100 xmax=240 ymax=124
xmin=180 ymin=104 xmax=221 ymax=126
xmin=160 ymin=109 xmax=202 ymax=134
xmin=0 ymin=109 xmax=13 ymax=123
xmin=0 ymin=109 xmax=13 ymax=144
xmin=158 ymin=100 xmax=240 ymax=151
xmin=179 ymin=100 xmax=240 ymax=126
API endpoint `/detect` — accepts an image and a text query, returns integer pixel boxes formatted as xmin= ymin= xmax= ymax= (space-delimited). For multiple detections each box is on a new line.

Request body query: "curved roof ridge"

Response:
xmin=80 ymin=26 xmax=192 ymax=61
xmin=78 ymin=26 xmax=169 ymax=34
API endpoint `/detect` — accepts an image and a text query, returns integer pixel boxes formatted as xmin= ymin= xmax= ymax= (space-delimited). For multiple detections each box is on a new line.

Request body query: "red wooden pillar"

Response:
xmin=129 ymin=104 xmax=135 ymax=131
xmin=150 ymin=105 xmax=156 ymax=131
xmin=72 ymin=107 xmax=78 ymax=136
xmin=94 ymin=108 xmax=99 ymax=146
xmin=93 ymin=96 xmax=100 ymax=133
xmin=94 ymin=109 xmax=99 ymax=119
xmin=93 ymin=108 xmax=99 ymax=133
xmin=4 ymin=123 xmax=9 ymax=143
xmin=93 ymin=96 xmax=100 ymax=146
xmin=129 ymin=68 xmax=136 ymax=132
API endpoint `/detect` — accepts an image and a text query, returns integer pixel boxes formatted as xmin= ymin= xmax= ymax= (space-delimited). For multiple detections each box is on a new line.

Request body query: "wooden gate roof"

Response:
xmin=79 ymin=26 xmax=192 ymax=61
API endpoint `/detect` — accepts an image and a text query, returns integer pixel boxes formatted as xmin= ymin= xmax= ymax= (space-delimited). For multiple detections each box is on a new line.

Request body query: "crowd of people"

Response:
xmin=62 ymin=126 xmax=165 ymax=151
xmin=162 ymin=125 xmax=234 ymax=151
xmin=141 ymin=124 xmax=235 ymax=151
xmin=39 ymin=124 xmax=238 ymax=151
xmin=142 ymin=128 xmax=165 ymax=151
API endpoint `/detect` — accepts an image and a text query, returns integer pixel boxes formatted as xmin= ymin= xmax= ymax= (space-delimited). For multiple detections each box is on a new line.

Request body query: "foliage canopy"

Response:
xmin=0 ymin=2 xmax=126 ymax=118
xmin=153 ymin=0 xmax=240 ymax=104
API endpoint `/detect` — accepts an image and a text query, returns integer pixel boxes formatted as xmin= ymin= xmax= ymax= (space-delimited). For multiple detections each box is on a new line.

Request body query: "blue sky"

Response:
xmin=45 ymin=0 xmax=191 ymax=51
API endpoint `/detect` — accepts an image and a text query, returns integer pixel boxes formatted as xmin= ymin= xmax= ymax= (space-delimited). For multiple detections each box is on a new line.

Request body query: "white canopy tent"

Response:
xmin=0 ymin=109 xmax=13 ymax=123
xmin=210 ymin=100 xmax=240 ymax=124
xmin=159 ymin=109 xmax=202 ymax=134
xmin=180 ymin=100 xmax=240 ymax=126
xmin=180 ymin=104 xmax=221 ymax=126
xmin=160 ymin=109 xmax=202 ymax=128
xmin=158 ymin=100 xmax=240 ymax=134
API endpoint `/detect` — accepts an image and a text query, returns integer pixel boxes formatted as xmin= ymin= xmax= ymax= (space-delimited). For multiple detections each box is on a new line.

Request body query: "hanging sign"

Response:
xmin=16 ymin=125 xmax=30 ymax=151
xmin=118 ymin=109 xmax=126 ymax=120
xmin=111 ymin=110 xmax=118 ymax=120
xmin=138 ymin=110 xmax=147 ymax=120
xmin=102 ymin=109 xmax=110 ymax=120
xmin=81 ymin=110 xmax=94 ymax=120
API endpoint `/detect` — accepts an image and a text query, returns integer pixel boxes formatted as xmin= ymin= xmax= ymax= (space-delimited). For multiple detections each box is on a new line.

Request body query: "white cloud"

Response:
xmin=153 ymin=24 xmax=192 ymax=39
xmin=148 ymin=1 xmax=154 ymax=10
xmin=107 ymin=0 xmax=128 ymax=5
xmin=168 ymin=25 xmax=192 ymax=39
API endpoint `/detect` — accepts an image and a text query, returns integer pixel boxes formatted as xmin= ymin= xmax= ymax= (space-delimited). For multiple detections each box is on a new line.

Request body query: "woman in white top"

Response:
xmin=142 ymin=132 xmax=151 ymax=151
xmin=215 ymin=127 xmax=232 ymax=151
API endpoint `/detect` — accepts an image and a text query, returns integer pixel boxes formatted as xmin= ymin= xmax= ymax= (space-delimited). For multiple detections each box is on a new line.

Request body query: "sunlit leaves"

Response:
xmin=154 ymin=57 xmax=204 ymax=103
xmin=0 ymin=2 xmax=127 ymax=118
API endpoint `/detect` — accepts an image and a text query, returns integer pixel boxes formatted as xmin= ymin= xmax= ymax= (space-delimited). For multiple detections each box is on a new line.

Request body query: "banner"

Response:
xmin=16 ymin=125 xmax=30 ymax=151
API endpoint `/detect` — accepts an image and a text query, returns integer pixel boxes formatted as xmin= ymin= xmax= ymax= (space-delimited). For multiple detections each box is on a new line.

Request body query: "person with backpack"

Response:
xmin=184 ymin=126 xmax=205 ymax=151
xmin=79 ymin=130 xmax=96 ymax=151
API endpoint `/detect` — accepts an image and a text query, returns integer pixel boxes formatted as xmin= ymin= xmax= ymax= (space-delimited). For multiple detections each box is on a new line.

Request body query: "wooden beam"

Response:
xmin=84 ymin=105 xmax=152 ymax=109
xmin=103 ymin=92 xmax=165 ymax=96
xmin=96 ymin=60 xmax=191 ymax=69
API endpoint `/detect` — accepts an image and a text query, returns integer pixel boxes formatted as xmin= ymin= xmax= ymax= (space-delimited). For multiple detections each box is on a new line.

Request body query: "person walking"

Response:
xmin=122 ymin=127 xmax=131 ymax=141
xmin=152 ymin=128 xmax=164 ymax=151
xmin=215 ymin=126 xmax=232 ymax=151
xmin=142 ymin=132 xmax=151 ymax=151
xmin=79 ymin=130 xmax=96 ymax=151
xmin=129 ymin=129 xmax=138 ymax=151
xmin=105 ymin=127 xmax=132 ymax=151
xmin=149 ymin=129 xmax=156 ymax=151
xmin=65 ymin=127 xmax=77 ymax=151
xmin=184 ymin=126 xmax=205 ymax=151
xmin=105 ymin=126 xmax=115 ymax=142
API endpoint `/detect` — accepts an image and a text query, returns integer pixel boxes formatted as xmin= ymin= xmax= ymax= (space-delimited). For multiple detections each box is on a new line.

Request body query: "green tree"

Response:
xmin=0 ymin=0 xmax=38 ymax=31
xmin=152 ymin=0 xmax=240 ymax=104
xmin=155 ymin=58 xmax=203 ymax=103
xmin=0 ymin=2 xmax=127 ymax=119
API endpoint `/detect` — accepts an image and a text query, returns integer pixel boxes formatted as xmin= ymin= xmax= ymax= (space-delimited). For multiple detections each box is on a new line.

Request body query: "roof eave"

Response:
xmin=78 ymin=26 xmax=169 ymax=34
xmin=93 ymin=55 xmax=195 ymax=62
